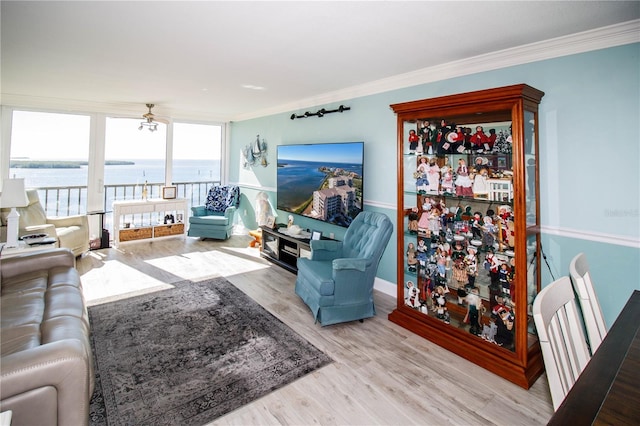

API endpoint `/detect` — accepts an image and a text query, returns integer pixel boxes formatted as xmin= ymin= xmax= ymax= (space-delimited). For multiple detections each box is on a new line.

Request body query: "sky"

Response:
xmin=9 ymin=111 xmax=222 ymax=161
xmin=277 ymin=141 xmax=364 ymax=164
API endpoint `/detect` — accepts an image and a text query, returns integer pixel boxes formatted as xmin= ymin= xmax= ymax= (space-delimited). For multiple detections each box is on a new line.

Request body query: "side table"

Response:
xmin=1 ymin=240 xmax=58 ymax=259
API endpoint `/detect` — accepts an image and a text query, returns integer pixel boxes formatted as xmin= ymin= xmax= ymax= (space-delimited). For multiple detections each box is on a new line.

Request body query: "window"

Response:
xmin=105 ymin=117 xmax=167 ymax=186
xmin=172 ymin=122 xmax=222 ymax=183
xmin=9 ymin=110 xmax=91 ymax=187
xmin=9 ymin=110 xmax=90 ymax=215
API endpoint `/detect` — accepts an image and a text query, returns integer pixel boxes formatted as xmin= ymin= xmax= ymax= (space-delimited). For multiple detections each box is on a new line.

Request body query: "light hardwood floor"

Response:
xmin=77 ymin=236 xmax=555 ymax=425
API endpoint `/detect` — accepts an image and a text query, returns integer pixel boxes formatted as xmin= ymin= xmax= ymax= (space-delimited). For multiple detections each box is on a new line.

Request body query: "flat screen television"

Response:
xmin=277 ymin=141 xmax=364 ymax=228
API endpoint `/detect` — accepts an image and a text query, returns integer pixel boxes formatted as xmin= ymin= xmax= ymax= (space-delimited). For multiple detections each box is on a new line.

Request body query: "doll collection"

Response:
xmin=403 ymin=119 xmax=517 ymax=348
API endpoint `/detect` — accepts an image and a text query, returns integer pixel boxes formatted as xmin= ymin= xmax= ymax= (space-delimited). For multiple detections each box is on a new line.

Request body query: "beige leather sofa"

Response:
xmin=0 ymin=189 xmax=90 ymax=257
xmin=0 ymin=248 xmax=94 ymax=426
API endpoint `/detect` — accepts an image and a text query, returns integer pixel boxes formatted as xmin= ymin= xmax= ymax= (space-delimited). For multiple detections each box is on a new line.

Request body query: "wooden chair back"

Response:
xmin=533 ymin=276 xmax=591 ymax=410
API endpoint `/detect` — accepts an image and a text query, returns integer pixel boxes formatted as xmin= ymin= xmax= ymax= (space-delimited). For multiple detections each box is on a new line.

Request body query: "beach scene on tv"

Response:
xmin=277 ymin=142 xmax=364 ymax=228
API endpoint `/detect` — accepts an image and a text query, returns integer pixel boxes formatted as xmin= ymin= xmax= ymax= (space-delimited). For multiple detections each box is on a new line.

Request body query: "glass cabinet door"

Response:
xmin=401 ymin=117 xmax=519 ymax=349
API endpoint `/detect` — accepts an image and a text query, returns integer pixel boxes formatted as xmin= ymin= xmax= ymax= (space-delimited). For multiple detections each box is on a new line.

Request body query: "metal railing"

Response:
xmin=34 ymin=180 xmax=220 ymax=238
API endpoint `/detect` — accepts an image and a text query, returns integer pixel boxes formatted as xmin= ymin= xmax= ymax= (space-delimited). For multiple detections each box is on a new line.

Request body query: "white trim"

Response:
xmin=541 ymin=225 xmax=640 ymax=249
xmin=232 ymin=19 xmax=640 ymax=122
xmin=374 ymin=277 xmax=397 ymax=299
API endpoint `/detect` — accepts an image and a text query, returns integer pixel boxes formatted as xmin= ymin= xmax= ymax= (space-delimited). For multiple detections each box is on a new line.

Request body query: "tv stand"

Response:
xmin=260 ymin=225 xmax=312 ymax=273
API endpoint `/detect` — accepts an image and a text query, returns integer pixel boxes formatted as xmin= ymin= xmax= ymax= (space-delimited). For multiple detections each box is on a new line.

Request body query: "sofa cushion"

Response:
xmin=1 ymin=291 xmax=45 ymax=329
xmin=0 ymin=324 xmax=41 ymax=356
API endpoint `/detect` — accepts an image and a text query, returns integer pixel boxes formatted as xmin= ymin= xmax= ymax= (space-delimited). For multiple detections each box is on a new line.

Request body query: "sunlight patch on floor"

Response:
xmin=144 ymin=246 xmax=270 ymax=280
xmin=82 ymin=259 xmax=174 ymax=306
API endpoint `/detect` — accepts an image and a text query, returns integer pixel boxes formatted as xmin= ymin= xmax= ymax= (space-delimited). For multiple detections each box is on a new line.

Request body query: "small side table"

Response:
xmin=1 ymin=240 xmax=58 ymax=259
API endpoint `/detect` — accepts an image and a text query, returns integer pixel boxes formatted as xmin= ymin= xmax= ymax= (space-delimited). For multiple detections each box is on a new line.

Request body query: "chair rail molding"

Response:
xmin=541 ymin=225 xmax=640 ymax=249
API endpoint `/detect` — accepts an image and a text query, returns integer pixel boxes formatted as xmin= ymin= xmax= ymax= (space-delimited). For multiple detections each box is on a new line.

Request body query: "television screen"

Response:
xmin=277 ymin=142 xmax=364 ymax=228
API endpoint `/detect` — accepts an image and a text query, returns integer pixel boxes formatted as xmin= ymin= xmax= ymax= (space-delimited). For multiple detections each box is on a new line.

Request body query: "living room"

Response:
xmin=1 ymin=1 xmax=639 ymax=425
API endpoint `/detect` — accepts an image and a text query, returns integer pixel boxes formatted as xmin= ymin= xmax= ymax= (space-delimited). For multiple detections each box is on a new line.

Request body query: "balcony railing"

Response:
xmin=34 ymin=180 xmax=220 ymax=240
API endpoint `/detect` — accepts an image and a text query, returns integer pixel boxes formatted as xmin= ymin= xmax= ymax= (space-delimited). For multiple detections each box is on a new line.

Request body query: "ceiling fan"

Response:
xmin=139 ymin=103 xmax=161 ymax=132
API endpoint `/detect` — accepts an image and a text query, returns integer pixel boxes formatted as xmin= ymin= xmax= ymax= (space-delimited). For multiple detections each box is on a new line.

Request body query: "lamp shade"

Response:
xmin=0 ymin=178 xmax=29 ymax=208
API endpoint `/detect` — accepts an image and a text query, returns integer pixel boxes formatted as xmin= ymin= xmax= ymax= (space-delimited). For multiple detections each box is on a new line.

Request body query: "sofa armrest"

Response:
xmin=0 ymin=340 xmax=91 ymax=426
xmin=47 ymin=214 xmax=89 ymax=228
xmin=1 ymin=248 xmax=75 ymax=280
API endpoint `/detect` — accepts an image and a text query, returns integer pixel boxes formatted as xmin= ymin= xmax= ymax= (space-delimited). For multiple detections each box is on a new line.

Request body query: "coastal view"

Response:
xmin=277 ymin=142 xmax=364 ymax=227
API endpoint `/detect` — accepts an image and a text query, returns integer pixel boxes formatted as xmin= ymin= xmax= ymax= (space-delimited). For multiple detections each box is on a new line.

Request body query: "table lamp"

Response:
xmin=0 ymin=178 xmax=29 ymax=248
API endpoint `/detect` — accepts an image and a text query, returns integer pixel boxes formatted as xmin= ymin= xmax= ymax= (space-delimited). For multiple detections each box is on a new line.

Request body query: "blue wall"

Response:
xmin=230 ymin=43 xmax=640 ymax=324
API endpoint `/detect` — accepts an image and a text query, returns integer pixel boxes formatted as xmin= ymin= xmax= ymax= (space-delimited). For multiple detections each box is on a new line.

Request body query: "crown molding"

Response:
xmin=232 ymin=19 xmax=640 ymax=122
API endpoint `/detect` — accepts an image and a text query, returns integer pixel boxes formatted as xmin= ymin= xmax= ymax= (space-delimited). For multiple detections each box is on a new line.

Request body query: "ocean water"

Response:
xmin=10 ymin=159 xmax=221 ymax=188
xmin=276 ymin=159 xmax=363 ymax=211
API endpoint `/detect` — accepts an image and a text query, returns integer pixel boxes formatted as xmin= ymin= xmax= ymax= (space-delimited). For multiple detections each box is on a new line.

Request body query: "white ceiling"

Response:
xmin=2 ymin=1 xmax=639 ymax=122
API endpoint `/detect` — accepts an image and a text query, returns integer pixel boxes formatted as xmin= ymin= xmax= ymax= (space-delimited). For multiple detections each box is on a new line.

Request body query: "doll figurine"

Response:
xmin=415 ymin=156 xmax=429 ymax=193
xmin=492 ymin=296 xmax=515 ymax=346
xmin=464 ymin=245 xmax=479 ymax=289
xmin=427 ymin=158 xmax=441 ymax=194
xmin=472 ymin=167 xmax=490 ymax=198
xmin=487 ymin=128 xmax=497 ymax=150
xmin=408 ymin=129 xmax=419 ymax=154
xmin=454 ymin=159 xmax=474 ymax=197
xmin=481 ymin=215 xmax=497 ymax=252
xmin=465 ymin=287 xmax=483 ymax=335
xmin=470 ymin=125 xmax=489 ymax=152
xmin=432 ymin=285 xmax=450 ymax=324
xmin=407 ymin=243 xmax=418 ymax=273
xmin=419 ymin=120 xmax=435 ymax=155
xmin=498 ymin=263 xmax=512 ymax=301
xmin=405 ymin=281 xmax=421 ymax=308
xmin=436 ymin=119 xmax=454 ymax=155
xmin=440 ymin=166 xmax=454 ymax=194
xmin=407 ymin=207 xmax=419 ymax=234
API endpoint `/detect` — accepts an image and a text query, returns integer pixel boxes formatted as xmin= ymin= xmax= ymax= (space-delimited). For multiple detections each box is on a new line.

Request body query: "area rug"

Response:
xmin=88 ymin=277 xmax=332 ymax=426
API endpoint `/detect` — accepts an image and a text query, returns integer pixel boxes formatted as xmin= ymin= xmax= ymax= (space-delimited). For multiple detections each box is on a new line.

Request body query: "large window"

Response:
xmin=105 ymin=117 xmax=167 ymax=186
xmin=172 ymin=122 xmax=222 ymax=184
xmin=9 ymin=110 xmax=91 ymax=215
xmin=9 ymin=110 xmax=91 ymax=188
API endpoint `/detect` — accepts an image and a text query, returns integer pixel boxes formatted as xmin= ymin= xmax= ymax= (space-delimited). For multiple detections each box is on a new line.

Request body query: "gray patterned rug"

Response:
xmin=88 ymin=277 xmax=332 ymax=425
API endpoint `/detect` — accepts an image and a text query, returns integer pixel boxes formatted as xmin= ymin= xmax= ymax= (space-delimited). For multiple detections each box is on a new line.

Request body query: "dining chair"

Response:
xmin=533 ymin=276 xmax=591 ymax=411
xmin=569 ymin=252 xmax=607 ymax=355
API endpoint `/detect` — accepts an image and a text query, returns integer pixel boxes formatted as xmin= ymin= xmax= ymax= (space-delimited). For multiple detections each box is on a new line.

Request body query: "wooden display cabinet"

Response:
xmin=388 ymin=84 xmax=545 ymax=388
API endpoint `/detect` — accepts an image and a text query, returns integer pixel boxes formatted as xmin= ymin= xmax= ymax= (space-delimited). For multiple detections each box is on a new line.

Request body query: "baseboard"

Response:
xmin=374 ymin=277 xmax=397 ymax=299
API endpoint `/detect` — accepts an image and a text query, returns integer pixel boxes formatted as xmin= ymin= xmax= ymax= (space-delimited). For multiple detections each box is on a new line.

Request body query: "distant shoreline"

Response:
xmin=10 ymin=160 xmax=135 ymax=169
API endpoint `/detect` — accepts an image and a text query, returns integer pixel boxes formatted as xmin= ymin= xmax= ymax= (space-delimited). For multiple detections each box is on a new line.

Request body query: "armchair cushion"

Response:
xmin=205 ymin=185 xmax=240 ymax=212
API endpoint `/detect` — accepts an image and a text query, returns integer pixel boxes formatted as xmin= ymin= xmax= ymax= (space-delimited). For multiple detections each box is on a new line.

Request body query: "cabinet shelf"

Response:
xmin=390 ymin=84 xmax=544 ymax=389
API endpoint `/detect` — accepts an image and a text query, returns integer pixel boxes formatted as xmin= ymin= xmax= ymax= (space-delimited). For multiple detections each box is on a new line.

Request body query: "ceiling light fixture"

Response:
xmin=139 ymin=103 xmax=158 ymax=132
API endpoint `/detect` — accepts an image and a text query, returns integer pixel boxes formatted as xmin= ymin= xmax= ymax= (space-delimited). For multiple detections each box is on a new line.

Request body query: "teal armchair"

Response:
xmin=187 ymin=185 xmax=240 ymax=240
xmin=295 ymin=211 xmax=393 ymax=326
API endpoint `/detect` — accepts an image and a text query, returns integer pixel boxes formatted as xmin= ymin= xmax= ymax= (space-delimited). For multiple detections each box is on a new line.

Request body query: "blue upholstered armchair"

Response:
xmin=295 ymin=211 xmax=393 ymax=326
xmin=187 ymin=185 xmax=240 ymax=240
